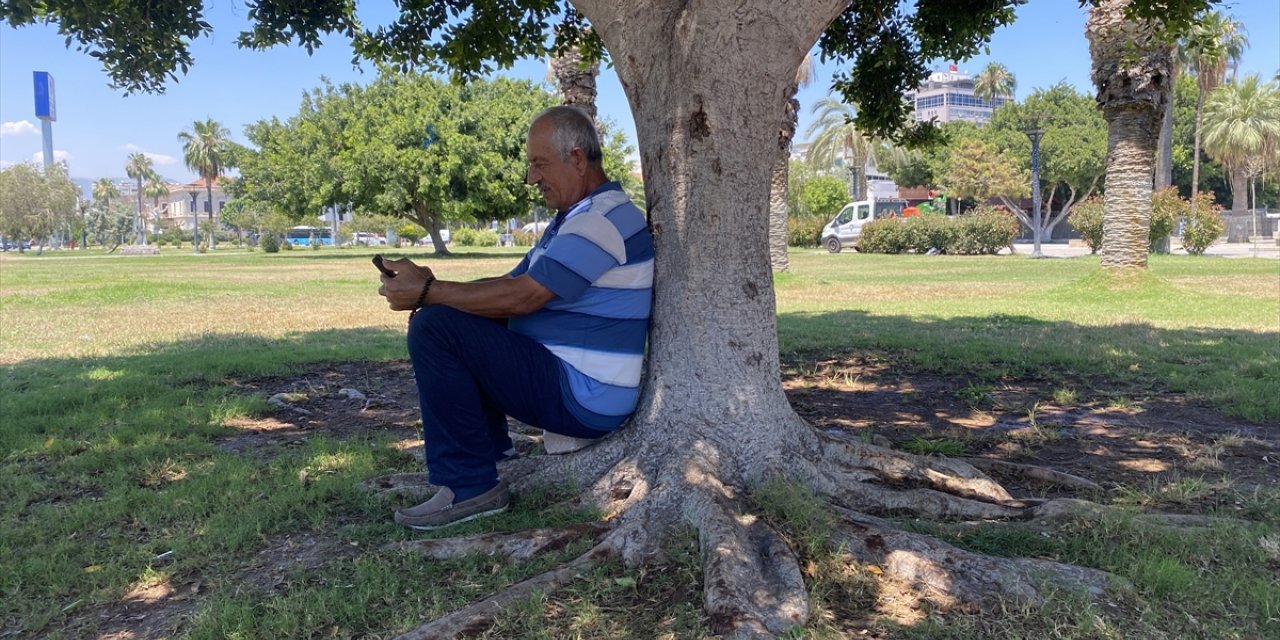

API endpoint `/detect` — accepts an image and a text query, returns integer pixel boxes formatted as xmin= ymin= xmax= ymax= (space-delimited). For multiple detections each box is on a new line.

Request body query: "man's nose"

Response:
xmin=525 ymin=168 xmax=536 ymax=185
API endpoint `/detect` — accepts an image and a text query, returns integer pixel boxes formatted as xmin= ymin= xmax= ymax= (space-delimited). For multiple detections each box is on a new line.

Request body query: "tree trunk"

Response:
xmin=412 ymin=205 xmax=450 ymax=255
xmin=1154 ymin=62 xmax=1175 ymax=190
xmin=768 ymin=94 xmax=799 ymax=273
xmin=1228 ymin=166 xmax=1248 ymax=212
xmin=1087 ymin=0 xmax=1173 ymax=271
xmin=205 ymin=183 xmax=216 ymax=250
xmin=1192 ymin=90 xmax=1205 ymax=199
xmin=548 ymin=41 xmax=600 ymax=122
xmin=1099 ymin=107 xmax=1160 ymax=269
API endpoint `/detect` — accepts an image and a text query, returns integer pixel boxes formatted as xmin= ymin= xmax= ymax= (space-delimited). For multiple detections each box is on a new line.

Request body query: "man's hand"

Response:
xmin=378 ymin=257 xmax=436 ymax=311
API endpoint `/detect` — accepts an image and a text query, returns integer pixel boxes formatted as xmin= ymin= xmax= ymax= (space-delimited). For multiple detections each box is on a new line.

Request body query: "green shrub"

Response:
xmin=788 ymin=215 xmax=826 ymax=248
xmin=901 ymin=213 xmax=956 ymax=253
xmin=1181 ymin=192 xmax=1224 ymax=256
xmin=954 ymin=205 xmax=1018 ymax=255
xmin=452 ymin=227 xmax=500 ymax=247
xmin=282 ymin=239 xmax=295 ymax=251
xmin=1070 ymin=196 xmax=1104 ymax=254
xmin=513 ymin=230 xmax=539 ymax=247
xmin=858 ymin=218 xmax=909 ymax=253
xmin=260 ymin=234 xmax=280 ymax=253
xmin=857 ymin=207 xmax=1015 ymax=255
xmin=1149 ymin=188 xmax=1182 ymax=253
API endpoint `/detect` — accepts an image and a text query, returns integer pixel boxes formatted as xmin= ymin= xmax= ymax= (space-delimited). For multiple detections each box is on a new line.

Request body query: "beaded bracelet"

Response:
xmin=407 ymin=276 xmax=435 ymax=321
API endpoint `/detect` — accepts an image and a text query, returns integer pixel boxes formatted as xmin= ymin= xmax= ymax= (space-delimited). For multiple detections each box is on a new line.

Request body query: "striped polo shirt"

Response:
xmin=508 ymin=181 xmax=653 ymax=430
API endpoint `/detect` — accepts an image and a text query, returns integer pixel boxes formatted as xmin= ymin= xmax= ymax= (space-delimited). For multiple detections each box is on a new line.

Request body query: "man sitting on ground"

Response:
xmin=377 ymin=106 xmax=654 ymax=530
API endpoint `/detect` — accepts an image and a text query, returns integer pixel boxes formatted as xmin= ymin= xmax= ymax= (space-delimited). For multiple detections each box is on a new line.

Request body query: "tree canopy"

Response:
xmin=0 ymin=162 xmax=79 ymax=250
xmin=228 ymin=72 xmax=635 ymax=251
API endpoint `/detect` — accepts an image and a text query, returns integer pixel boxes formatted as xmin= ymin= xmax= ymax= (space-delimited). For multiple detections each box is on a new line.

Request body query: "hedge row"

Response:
xmin=857 ymin=206 xmax=1019 ymax=255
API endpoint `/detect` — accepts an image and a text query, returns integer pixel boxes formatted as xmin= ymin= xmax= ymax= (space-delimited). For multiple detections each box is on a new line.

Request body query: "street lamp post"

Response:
xmin=188 ymin=190 xmax=200 ymax=255
xmin=1024 ymin=127 xmax=1045 ymax=258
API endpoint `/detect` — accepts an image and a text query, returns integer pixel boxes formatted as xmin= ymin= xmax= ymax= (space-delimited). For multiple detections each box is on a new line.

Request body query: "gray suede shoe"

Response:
xmin=394 ymin=479 xmax=509 ymax=530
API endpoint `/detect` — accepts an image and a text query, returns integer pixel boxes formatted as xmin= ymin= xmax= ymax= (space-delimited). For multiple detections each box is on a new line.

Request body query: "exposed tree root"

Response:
xmin=361 ymin=472 xmax=435 ymax=498
xmin=381 ymin=523 xmax=612 ymax=562
xmin=697 ymin=493 xmax=808 ymax=638
xmin=817 ymin=433 xmax=1019 ymax=504
xmin=1031 ymin=497 xmax=1244 ymax=529
xmin=391 ymin=542 xmax=615 ymax=640
xmin=963 ymin=458 xmax=1104 ymax=492
xmin=828 ymin=509 xmax=1123 ymax=613
xmin=813 ymin=469 xmax=1027 ymax=521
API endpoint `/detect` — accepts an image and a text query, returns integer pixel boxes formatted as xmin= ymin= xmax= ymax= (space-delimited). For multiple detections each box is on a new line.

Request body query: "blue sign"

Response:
xmin=34 ymin=72 xmax=56 ymax=121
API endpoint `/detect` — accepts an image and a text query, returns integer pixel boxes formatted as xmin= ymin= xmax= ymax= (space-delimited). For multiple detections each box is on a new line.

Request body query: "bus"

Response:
xmin=285 ymin=226 xmax=333 ymax=247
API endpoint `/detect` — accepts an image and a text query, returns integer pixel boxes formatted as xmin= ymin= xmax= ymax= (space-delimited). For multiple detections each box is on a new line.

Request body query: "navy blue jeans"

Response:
xmin=407 ymin=305 xmax=607 ymax=490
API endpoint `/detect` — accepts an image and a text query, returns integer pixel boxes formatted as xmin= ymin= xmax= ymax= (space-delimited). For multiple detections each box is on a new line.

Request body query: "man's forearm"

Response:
xmin=428 ymin=276 xmax=553 ymax=319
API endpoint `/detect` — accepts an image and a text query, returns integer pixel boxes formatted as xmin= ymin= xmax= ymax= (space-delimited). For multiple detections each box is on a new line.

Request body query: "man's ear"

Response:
xmin=570 ymin=147 xmax=588 ymax=174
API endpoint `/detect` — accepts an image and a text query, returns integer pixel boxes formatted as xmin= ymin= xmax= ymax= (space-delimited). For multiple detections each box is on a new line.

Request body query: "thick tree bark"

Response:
xmin=1155 ymin=64 xmax=1175 ymax=190
xmin=768 ymin=152 xmax=790 ymax=272
xmin=1099 ymin=107 xmax=1159 ymax=269
xmin=548 ymin=41 xmax=600 ymax=122
xmin=1228 ymin=166 xmax=1248 ymax=212
xmin=1087 ymin=0 xmax=1173 ymax=270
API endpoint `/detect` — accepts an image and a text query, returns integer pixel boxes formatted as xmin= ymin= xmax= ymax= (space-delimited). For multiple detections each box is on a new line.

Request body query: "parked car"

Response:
xmin=820 ymin=198 xmax=907 ymax=253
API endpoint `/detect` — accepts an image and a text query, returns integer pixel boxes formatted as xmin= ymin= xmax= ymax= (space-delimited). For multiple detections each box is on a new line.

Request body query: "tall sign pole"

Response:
xmin=33 ymin=72 xmax=56 ymax=170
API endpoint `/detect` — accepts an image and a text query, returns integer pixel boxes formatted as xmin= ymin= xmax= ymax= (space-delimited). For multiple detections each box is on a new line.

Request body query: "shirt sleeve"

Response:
xmin=526 ymin=212 xmax=623 ymax=302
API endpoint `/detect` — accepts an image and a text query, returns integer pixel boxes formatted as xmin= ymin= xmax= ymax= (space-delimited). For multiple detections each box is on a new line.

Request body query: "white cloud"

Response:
xmin=30 ymin=150 xmax=72 ymax=164
xmin=1 ymin=120 xmax=39 ymax=137
xmin=144 ymin=152 xmax=178 ymax=166
xmin=121 ymin=144 xmax=178 ymax=167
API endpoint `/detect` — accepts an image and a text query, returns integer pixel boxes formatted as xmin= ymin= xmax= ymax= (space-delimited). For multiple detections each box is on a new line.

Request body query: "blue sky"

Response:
xmin=1 ymin=2 xmax=1276 ymax=183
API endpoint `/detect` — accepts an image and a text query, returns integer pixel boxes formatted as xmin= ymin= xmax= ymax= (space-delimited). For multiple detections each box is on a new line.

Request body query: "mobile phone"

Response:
xmin=372 ymin=254 xmax=396 ymax=278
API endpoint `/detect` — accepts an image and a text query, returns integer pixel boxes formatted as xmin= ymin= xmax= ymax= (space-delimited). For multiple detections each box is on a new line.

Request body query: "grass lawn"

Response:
xmin=2 ymin=245 xmax=1277 ymax=638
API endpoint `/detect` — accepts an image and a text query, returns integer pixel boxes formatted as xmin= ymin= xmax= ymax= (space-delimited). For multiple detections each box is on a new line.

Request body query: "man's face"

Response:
xmin=525 ymin=120 xmax=586 ymax=212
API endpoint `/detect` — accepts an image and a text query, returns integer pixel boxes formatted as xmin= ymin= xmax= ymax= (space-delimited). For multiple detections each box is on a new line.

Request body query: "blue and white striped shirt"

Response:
xmin=508 ymin=182 xmax=653 ymax=430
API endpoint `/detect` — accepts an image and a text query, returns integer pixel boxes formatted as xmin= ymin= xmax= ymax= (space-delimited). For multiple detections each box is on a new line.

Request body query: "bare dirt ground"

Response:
xmin=84 ymin=358 xmax=1278 ymax=639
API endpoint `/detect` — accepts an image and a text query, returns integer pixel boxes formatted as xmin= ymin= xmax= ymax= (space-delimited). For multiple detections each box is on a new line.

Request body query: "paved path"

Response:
xmin=1009 ymin=240 xmax=1280 ymax=260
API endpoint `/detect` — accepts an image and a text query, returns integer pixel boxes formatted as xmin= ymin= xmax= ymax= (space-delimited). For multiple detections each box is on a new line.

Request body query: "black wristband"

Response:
xmin=408 ymin=276 xmax=435 ymax=320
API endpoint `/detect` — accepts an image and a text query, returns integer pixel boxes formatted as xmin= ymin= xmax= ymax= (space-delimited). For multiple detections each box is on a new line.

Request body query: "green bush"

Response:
xmin=1069 ymin=196 xmax=1104 ymax=254
xmin=282 ymin=239 xmax=295 ymax=251
xmin=787 ymin=215 xmax=826 ymax=248
xmin=452 ymin=228 xmax=500 ymax=247
xmin=858 ymin=218 xmax=909 ymax=254
xmin=901 ymin=213 xmax=956 ymax=253
xmin=512 ymin=230 xmax=539 ymax=247
xmin=1149 ymin=188 xmax=1182 ymax=253
xmin=953 ymin=205 xmax=1018 ymax=255
xmin=858 ymin=207 xmax=1015 ymax=255
xmin=260 ymin=234 xmax=280 ymax=253
xmin=1181 ymin=192 xmax=1224 ymax=256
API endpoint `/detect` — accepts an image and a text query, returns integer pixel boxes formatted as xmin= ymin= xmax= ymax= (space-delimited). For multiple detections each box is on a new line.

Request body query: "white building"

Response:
xmin=907 ymin=65 xmax=1010 ymax=125
xmin=153 ymin=177 xmax=229 ymax=231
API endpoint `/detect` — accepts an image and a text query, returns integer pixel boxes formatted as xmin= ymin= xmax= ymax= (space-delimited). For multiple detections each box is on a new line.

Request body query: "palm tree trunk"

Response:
xmin=205 ymin=182 xmax=216 ymax=250
xmin=1228 ymin=167 xmax=1248 ymax=212
xmin=549 ymin=43 xmax=600 ymax=121
xmin=1100 ymin=106 xmax=1158 ymax=269
xmin=1155 ymin=70 xmax=1175 ymax=190
xmin=769 ymin=93 xmax=800 ymax=273
xmin=1192 ymin=90 xmax=1205 ymax=199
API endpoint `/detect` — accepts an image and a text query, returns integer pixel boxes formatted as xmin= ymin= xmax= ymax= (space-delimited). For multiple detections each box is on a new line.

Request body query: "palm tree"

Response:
xmin=973 ymin=62 xmax=1016 ymax=107
xmin=805 ymin=97 xmax=874 ymax=201
xmin=769 ymin=54 xmax=813 ymax=273
xmin=92 ymin=177 xmax=119 ymax=208
xmin=1181 ymin=11 xmax=1248 ymax=199
xmin=178 ymin=118 xmax=231 ymax=250
xmin=1085 ymin=0 xmax=1176 ymax=270
xmin=1202 ymin=75 xmax=1280 ymax=213
xmin=124 ymin=152 xmax=153 ymax=245
xmin=143 ymin=171 xmax=170 ymax=236
xmin=547 ymin=30 xmax=600 ymax=121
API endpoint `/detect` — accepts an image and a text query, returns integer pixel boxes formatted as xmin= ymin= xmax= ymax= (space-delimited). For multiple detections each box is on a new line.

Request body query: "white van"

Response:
xmin=820 ymin=199 xmax=907 ymax=253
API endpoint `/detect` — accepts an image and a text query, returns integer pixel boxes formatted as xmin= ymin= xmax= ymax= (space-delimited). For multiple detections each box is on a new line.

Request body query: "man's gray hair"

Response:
xmin=534 ymin=106 xmax=603 ymax=164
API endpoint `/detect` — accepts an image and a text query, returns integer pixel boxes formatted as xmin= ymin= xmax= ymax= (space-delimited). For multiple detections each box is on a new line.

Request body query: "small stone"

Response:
xmin=338 ymin=388 xmax=366 ymax=402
